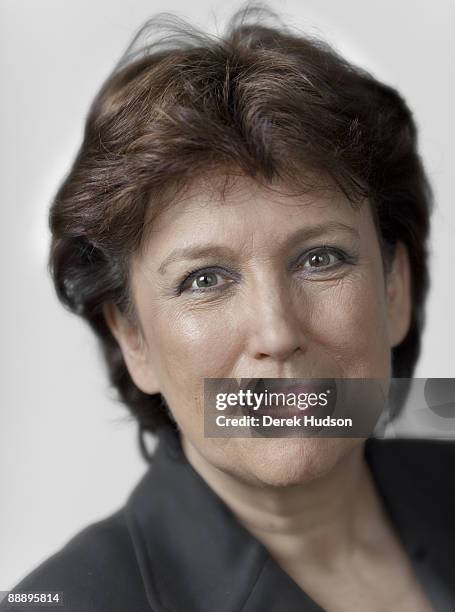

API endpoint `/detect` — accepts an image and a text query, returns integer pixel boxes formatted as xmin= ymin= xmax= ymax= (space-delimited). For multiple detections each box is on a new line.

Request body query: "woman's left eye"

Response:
xmin=297 ymin=248 xmax=345 ymax=271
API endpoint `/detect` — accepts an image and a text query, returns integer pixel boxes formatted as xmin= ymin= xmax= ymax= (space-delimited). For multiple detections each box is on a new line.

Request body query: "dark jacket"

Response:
xmin=2 ymin=426 xmax=455 ymax=612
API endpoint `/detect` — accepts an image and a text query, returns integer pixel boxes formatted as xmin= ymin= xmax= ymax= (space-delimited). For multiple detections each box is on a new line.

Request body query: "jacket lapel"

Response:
xmin=364 ymin=437 xmax=455 ymax=610
xmin=124 ymin=426 xmax=323 ymax=611
xmin=125 ymin=426 xmax=455 ymax=611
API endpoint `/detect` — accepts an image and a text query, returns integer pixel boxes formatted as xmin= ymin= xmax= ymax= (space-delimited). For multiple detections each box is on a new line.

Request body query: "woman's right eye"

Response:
xmin=179 ymin=269 xmax=234 ymax=294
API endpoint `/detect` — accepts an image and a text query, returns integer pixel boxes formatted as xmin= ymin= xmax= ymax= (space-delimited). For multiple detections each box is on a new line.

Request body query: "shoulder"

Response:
xmin=1 ymin=509 xmax=153 ymax=612
xmin=367 ymin=436 xmax=455 ymax=475
xmin=366 ymin=437 xmax=455 ymax=514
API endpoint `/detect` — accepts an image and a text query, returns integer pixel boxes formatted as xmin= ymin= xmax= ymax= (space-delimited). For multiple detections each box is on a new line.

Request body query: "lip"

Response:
xmin=239 ymin=378 xmax=337 ymax=419
xmin=240 ymin=377 xmax=336 ymax=391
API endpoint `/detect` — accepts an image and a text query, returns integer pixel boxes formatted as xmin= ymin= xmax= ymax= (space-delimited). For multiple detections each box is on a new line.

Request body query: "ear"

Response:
xmin=385 ymin=241 xmax=412 ymax=348
xmin=102 ymin=303 xmax=160 ymax=394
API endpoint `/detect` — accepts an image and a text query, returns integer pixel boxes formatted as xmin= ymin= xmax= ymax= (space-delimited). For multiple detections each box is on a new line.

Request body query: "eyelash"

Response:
xmin=294 ymin=246 xmax=357 ymax=272
xmin=176 ymin=247 xmax=357 ymax=295
xmin=176 ymin=266 xmax=236 ymax=296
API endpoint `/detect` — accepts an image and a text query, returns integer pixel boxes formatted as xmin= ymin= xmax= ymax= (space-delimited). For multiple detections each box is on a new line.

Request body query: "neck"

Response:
xmin=181 ymin=438 xmax=384 ymax=571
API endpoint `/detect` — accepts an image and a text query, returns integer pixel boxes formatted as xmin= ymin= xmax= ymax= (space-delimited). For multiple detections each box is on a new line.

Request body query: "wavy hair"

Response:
xmin=48 ymin=3 xmax=433 ymax=446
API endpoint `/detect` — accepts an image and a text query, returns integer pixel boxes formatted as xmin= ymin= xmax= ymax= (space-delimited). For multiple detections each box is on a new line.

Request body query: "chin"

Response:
xmin=236 ymin=437 xmax=357 ymax=488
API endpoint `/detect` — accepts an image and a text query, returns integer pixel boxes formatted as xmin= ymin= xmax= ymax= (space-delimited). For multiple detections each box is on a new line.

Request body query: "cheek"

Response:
xmin=305 ymin=271 xmax=390 ymax=376
xmin=153 ymin=306 xmax=240 ymax=376
xmin=141 ymin=303 xmax=242 ymax=429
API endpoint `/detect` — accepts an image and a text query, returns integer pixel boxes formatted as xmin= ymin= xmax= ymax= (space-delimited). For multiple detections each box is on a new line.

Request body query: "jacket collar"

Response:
xmin=124 ymin=426 xmax=453 ymax=612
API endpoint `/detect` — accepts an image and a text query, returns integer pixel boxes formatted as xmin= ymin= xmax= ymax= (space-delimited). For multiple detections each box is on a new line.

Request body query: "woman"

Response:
xmin=3 ymin=5 xmax=454 ymax=611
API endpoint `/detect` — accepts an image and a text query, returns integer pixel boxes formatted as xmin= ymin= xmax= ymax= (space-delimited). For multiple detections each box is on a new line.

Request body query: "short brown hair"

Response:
xmin=48 ymin=4 xmax=433 ymax=440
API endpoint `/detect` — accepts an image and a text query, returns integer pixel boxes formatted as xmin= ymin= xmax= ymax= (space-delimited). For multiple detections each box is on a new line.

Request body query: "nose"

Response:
xmin=245 ymin=279 xmax=308 ymax=362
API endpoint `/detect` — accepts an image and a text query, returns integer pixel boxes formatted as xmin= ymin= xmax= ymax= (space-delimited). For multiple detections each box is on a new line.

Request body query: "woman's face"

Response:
xmin=110 ymin=173 xmax=411 ymax=487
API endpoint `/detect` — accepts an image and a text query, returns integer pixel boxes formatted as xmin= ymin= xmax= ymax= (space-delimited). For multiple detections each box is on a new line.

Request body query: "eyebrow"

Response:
xmin=157 ymin=221 xmax=360 ymax=275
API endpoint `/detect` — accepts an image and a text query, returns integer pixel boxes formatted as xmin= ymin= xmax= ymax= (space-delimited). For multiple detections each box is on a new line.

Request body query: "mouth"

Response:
xmin=239 ymin=378 xmax=337 ymax=419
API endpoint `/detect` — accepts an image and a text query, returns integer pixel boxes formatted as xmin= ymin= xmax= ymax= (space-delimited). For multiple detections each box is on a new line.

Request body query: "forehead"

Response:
xmin=138 ymin=172 xmax=371 ymax=257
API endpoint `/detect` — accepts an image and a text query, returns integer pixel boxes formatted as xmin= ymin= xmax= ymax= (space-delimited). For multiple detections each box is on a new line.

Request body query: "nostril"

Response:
xmin=253 ymin=345 xmax=302 ymax=362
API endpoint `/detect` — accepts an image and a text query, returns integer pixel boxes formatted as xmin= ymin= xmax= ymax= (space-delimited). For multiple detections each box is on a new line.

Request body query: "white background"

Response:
xmin=1 ymin=0 xmax=454 ymax=591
